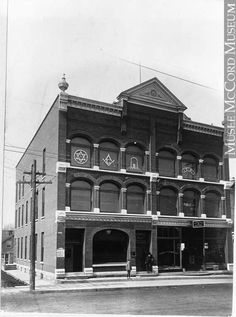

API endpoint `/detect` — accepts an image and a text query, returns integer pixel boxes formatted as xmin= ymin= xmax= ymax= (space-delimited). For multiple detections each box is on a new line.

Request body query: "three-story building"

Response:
xmin=15 ymin=76 xmax=233 ymax=279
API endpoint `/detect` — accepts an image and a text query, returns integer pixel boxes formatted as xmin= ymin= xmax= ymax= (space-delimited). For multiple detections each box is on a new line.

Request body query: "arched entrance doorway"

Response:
xmin=93 ymin=229 xmax=129 ymax=264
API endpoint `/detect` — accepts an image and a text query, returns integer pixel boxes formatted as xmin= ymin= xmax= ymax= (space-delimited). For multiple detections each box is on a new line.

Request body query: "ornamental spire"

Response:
xmin=58 ymin=74 xmax=69 ymax=93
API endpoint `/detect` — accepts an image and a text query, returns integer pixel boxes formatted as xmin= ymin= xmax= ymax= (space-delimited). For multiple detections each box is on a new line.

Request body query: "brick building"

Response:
xmin=15 ymin=76 xmax=233 ymax=279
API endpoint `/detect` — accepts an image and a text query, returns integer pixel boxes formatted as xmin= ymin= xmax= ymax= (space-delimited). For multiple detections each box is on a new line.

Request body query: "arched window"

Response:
xmin=127 ymin=184 xmax=145 ymax=214
xmin=205 ymin=191 xmax=221 ymax=218
xmin=71 ymin=137 xmax=91 ymax=168
xmin=182 ymin=153 xmax=198 ymax=180
xmin=126 ymin=145 xmax=144 ymax=172
xmin=99 ymin=141 xmax=119 ymax=171
xmin=183 ymin=190 xmax=199 ymax=217
xmin=100 ymin=182 xmax=120 ymax=213
xmin=158 ymin=150 xmax=176 ymax=177
xmin=71 ymin=180 xmax=92 ymax=211
xmin=159 ymin=187 xmax=177 ymax=216
xmin=203 ymin=156 xmax=218 ymax=181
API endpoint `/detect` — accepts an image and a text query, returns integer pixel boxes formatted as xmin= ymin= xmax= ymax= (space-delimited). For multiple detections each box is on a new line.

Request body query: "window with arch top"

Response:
xmin=158 ymin=149 xmax=176 ymax=177
xmin=205 ymin=191 xmax=221 ymax=218
xmin=127 ymin=184 xmax=145 ymax=214
xmin=100 ymin=182 xmax=120 ymax=213
xmin=71 ymin=180 xmax=92 ymax=211
xmin=71 ymin=137 xmax=91 ymax=168
xmin=99 ymin=141 xmax=119 ymax=171
xmin=203 ymin=156 xmax=219 ymax=181
xmin=182 ymin=153 xmax=198 ymax=180
xmin=183 ymin=189 xmax=200 ymax=217
xmin=159 ymin=187 xmax=177 ymax=216
xmin=126 ymin=144 xmax=144 ymax=172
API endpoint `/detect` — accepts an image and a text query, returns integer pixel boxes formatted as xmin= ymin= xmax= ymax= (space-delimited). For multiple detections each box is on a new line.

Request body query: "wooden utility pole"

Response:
xmin=20 ymin=159 xmax=52 ymax=291
xmin=30 ymin=160 xmax=36 ymax=291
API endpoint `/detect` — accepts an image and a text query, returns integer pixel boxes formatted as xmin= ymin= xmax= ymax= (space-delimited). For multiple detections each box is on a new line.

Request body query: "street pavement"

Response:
xmin=1 ymin=268 xmax=233 ymax=294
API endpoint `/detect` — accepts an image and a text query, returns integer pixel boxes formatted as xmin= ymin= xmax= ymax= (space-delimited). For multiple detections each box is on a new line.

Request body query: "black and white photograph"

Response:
xmin=0 ymin=0 xmax=235 ymax=316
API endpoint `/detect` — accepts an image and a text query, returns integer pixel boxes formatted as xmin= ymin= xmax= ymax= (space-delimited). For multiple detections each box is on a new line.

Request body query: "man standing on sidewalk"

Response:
xmin=126 ymin=259 xmax=132 ymax=279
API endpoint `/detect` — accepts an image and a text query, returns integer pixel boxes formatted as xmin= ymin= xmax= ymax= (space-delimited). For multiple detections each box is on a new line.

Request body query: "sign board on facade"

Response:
xmin=192 ymin=220 xmax=205 ymax=228
xmin=56 ymin=248 xmax=65 ymax=258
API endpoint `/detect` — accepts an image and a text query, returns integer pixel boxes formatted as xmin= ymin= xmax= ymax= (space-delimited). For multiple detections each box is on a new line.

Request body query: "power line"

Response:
xmin=117 ymin=56 xmax=217 ymax=91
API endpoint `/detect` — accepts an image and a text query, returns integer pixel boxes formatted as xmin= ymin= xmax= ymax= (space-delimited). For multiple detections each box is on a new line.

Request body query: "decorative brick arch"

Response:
xmin=180 ymin=184 xmax=201 ymax=194
xmin=158 ymin=184 xmax=179 ymax=193
xmin=123 ymin=140 xmax=147 ymax=151
xmin=91 ymin=227 xmax=130 ymax=239
xmin=202 ymin=152 xmax=221 ymax=162
xmin=124 ymin=178 xmax=148 ymax=189
xmin=69 ymin=132 xmax=94 ymax=144
xmin=157 ymin=146 xmax=179 ymax=156
xmin=98 ymin=137 xmax=121 ymax=147
xmin=97 ymin=175 xmax=124 ymax=187
xmin=181 ymin=149 xmax=200 ymax=159
xmin=202 ymin=186 xmax=223 ymax=196
xmin=69 ymin=173 xmax=96 ymax=185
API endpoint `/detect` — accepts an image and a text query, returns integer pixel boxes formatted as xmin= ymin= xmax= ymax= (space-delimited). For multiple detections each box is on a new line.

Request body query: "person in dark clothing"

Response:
xmin=126 ymin=259 xmax=132 ymax=279
xmin=145 ymin=252 xmax=154 ymax=273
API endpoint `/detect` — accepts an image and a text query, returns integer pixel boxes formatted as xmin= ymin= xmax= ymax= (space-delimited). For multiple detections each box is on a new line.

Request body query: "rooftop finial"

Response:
xmin=58 ymin=74 xmax=69 ymax=93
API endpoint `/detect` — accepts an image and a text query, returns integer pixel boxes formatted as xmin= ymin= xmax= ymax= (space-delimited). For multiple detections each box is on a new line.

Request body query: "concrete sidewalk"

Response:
xmin=2 ymin=268 xmax=233 ymax=294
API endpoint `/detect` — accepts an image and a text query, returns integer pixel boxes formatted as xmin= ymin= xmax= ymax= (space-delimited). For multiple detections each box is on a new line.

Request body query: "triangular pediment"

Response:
xmin=117 ymin=77 xmax=187 ymax=112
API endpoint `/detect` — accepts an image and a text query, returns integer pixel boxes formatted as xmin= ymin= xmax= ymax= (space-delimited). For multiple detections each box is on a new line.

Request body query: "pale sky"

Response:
xmin=1 ymin=0 xmax=233 ymax=227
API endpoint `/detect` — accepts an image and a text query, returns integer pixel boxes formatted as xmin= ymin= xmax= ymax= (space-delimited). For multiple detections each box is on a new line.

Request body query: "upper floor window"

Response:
xmin=25 ymin=201 xmax=28 ymax=224
xmin=205 ymin=191 xmax=221 ymax=218
xmin=126 ymin=145 xmax=144 ymax=172
xmin=71 ymin=180 xmax=92 ymax=211
xmin=183 ymin=190 xmax=200 ymax=217
xmin=158 ymin=150 xmax=176 ymax=177
xmin=159 ymin=187 xmax=177 ymax=216
xmin=99 ymin=141 xmax=119 ymax=171
xmin=182 ymin=153 xmax=198 ymax=180
xmin=203 ymin=156 xmax=218 ymax=181
xmin=42 ymin=148 xmax=46 ymax=176
xmin=127 ymin=184 xmax=145 ymax=214
xmin=100 ymin=182 xmax=120 ymax=213
xmin=42 ymin=188 xmax=45 ymax=217
xmin=71 ymin=137 xmax=91 ymax=168
xmin=35 ymin=190 xmax=38 ymax=220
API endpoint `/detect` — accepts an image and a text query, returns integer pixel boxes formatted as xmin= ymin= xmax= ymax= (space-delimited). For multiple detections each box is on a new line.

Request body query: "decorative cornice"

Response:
xmin=183 ymin=121 xmax=223 ymax=137
xmin=66 ymin=212 xmax=152 ymax=224
xmin=67 ymin=95 xmax=122 ymax=117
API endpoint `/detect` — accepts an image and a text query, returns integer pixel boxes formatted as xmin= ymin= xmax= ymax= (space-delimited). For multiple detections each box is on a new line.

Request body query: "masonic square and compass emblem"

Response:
xmin=103 ymin=153 xmax=115 ymax=166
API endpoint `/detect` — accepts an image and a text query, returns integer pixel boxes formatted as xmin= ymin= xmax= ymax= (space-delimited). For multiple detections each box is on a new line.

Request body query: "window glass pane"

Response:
xmin=183 ymin=190 xmax=199 ymax=216
xmin=126 ymin=145 xmax=144 ymax=172
xmin=71 ymin=181 xmax=92 ymax=211
xmin=100 ymin=182 xmax=119 ymax=213
xmin=99 ymin=142 xmax=118 ymax=170
xmin=159 ymin=151 xmax=175 ymax=177
xmin=205 ymin=192 xmax=220 ymax=218
xmin=127 ymin=185 xmax=144 ymax=214
xmin=71 ymin=137 xmax=91 ymax=167
xmin=160 ymin=188 xmax=177 ymax=215
xmin=182 ymin=154 xmax=197 ymax=179
xmin=203 ymin=157 xmax=218 ymax=181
